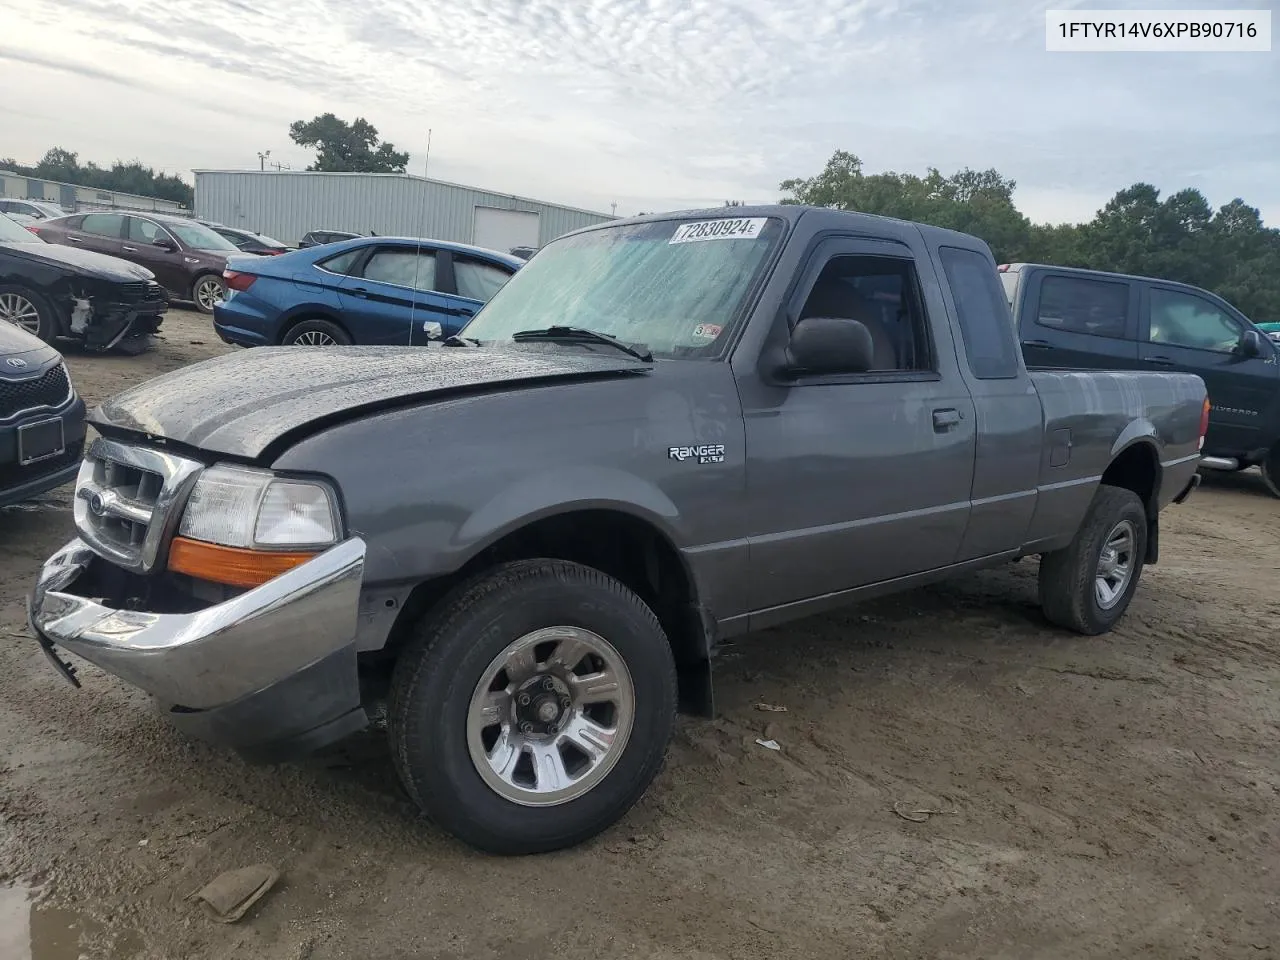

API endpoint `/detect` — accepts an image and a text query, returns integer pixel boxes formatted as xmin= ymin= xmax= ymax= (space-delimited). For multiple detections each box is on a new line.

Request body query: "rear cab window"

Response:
xmin=1035 ymin=274 xmax=1131 ymax=340
xmin=938 ymin=246 xmax=1020 ymax=379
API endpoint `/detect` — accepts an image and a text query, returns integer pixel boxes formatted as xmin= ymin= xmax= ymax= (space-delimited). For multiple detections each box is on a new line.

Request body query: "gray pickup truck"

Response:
xmin=29 ymin=205 xmax=1207 ymax=855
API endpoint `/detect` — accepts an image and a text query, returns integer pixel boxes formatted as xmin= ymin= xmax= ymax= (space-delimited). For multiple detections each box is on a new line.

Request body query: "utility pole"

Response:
xmin=611 ymin=202 xmax=617 ymax=216
xmin=257 ymin=150 xmax=271 ymax=171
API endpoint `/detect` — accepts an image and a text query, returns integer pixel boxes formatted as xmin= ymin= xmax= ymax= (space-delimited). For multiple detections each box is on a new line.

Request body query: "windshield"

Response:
xmin=0 ymin=214 xmax=43 ymax=243
xmin=168 ymin=220 xmax=240 ymax=252
xmin=460 ymin=216 xmax=784 ymax=359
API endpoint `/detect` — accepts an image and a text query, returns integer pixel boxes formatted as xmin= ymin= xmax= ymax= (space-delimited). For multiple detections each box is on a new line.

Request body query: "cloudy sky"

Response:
xmin=1 ymin=0 xmax=1276 ymax=224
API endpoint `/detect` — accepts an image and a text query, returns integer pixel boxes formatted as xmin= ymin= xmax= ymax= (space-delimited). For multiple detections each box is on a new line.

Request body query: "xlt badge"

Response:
xmin=668 ymin=444 xmax=726 ymax=464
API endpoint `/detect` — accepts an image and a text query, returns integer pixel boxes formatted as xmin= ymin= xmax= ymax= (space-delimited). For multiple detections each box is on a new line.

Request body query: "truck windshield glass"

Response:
xmin=460 ymin=216 xmax=783 ymax=359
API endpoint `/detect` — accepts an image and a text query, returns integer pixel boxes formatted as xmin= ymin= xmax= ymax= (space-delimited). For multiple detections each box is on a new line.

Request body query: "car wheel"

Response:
xmin=1260 ymin=447 xmax=1280 ymax=499
xmin=191 ymin=274 xmax=226 ymax=314
xmin=387 ymin=559 xmax=678 ymax=855
xmin=0 ymin=285 xmax=58 ymax=343
xmin=1038 ymin=484 xmax=1148 ymax=636
xmin=282 ymin=318 xmax=351 ymax=346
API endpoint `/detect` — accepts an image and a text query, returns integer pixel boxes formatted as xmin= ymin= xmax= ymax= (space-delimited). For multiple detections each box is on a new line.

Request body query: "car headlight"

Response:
xmin=168 ymin=464 xmax=340 ymax=587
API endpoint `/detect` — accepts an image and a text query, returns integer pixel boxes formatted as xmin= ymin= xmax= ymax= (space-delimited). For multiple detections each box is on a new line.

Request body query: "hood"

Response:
xmin=91 ymin=345 xmax=650 ymax=460
xmin=5 ymin=240 xmax=156 ymax=281
xmin=0 ymin=322 xmax=61 ymax=374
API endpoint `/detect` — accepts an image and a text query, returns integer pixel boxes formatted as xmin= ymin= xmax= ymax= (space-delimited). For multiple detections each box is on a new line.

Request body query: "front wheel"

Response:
xmin=191 ymin=274 xmax=225 ymax=314
xmin=387 ymin=559 xmax=677 ymax=855
xmin=1261 ymin=447 xmax=1280 ymax=499
xmin=1038 ymin=484 xmax=1148 ymax=635
xmin=0 ymin=285 xmax=58 ymax=342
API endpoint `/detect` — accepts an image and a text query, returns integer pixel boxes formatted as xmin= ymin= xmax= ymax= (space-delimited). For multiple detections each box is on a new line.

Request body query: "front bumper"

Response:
xmin=28 ymin=536 xmax=370 ymax=761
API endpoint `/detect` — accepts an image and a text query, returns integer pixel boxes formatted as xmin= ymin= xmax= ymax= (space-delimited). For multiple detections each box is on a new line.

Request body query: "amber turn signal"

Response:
xmin=167 ymin=536 xmax=318 ymax=588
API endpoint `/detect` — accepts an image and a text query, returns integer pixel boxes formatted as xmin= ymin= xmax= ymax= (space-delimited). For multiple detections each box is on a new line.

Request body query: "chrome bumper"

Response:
xmin=28 ymin=537 xmax=366 ymax=709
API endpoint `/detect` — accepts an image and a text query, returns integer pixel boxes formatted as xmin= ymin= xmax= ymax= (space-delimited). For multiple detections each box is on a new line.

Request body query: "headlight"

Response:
xmin=169 ymin=464 xmax=340 ymax=588
xmin=178 ymin=464 xmax=338 ymax=549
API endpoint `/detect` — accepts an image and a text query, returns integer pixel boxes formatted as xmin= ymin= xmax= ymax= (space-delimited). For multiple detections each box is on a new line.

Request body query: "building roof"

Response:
xmin=190 ymin=169 xmax=615 ymax=220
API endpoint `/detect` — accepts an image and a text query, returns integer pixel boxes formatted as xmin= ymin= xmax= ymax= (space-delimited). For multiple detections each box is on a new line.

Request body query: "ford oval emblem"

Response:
xmin=5 ymin=357 xmax=27 ymax=368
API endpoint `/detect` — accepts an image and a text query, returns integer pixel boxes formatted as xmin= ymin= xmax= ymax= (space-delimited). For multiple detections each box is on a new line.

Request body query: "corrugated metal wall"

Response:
xmin=0 ymin=171 xmax=189 ymax=214
xmin=193 ymin=171 xmax=614 ymax=248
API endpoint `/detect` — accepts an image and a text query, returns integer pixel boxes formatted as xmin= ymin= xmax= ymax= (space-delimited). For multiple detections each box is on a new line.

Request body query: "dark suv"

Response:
xmin=36 ymin=212 xmax=259 ymax=314
xmin=1001 ymin=262 xmax=1280 ymax=495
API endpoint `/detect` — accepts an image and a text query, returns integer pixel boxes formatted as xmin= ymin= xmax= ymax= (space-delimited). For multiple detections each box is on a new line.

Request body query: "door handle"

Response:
xmin=1021 ymin=339 xmax=1054 ymax=348
xmin=932 ymin=408 xmax=962 ymax=431
xmin=1144 ymin=355 xmax=1175 ymax=366
xmin=67 ymin=236 xmax=82 ymax=242
xmin=348 ymin=287 xmax=370 ymax=298
xmin=122 ymin=245 xmax=138 ymax=252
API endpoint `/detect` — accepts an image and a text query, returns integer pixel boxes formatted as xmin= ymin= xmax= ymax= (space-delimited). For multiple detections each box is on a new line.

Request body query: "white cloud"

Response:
xmin=0 ymin=0 xmax=1275 ymax=224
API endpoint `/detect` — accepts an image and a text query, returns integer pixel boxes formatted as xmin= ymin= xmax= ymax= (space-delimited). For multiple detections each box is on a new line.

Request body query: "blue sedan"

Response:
xmin=212 ymin=236 xmax=523 ymax=347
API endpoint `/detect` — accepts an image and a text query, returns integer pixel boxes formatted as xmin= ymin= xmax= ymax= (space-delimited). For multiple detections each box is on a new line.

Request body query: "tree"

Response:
xmin=0 ymin=147 xmax=193 ymax=206
xmin=288 ymin=114 xmax=410 ymax=173
xmin=780 ymin=149 xmax=1280 ymax=321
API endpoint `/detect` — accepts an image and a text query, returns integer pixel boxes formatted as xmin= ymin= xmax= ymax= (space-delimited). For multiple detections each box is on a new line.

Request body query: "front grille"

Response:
xmin=0 ymin=363 xmax=72 ymax=420
xmin=117 ymin=280 xmax=168 ymax=305
xmin=0 ymin=441 xmax=82 ymax=491
xmin=73 ymin=438 xmax=204 ymax=572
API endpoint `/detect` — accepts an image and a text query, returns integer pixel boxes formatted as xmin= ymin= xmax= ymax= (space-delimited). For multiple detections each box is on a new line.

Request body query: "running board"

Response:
xmin=1199 ymin=456 xmax=1239 ymax=470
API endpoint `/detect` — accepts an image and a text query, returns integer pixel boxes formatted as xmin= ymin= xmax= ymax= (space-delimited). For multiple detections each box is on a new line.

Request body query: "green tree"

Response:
xmin=0 ymin=147 xmax=193 ymax=206
xmin=288 ymin=114 xmax=410 ymax=173
xmin=781 ymin=149 xmax=1280 ymax=321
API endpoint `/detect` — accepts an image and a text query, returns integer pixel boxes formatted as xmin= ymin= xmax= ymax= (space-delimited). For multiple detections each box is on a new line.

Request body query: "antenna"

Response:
xmin=407 ymin=128 xmax=433 ymax=345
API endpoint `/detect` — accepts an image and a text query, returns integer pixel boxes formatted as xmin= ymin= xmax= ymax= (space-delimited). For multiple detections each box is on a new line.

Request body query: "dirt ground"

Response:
xmin=1 ymin=308 xmax=1278 ymax=960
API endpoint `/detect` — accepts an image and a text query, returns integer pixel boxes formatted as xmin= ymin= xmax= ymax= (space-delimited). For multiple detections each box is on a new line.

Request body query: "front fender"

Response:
xmin=456 ymin=465 xmax=685 ymax=551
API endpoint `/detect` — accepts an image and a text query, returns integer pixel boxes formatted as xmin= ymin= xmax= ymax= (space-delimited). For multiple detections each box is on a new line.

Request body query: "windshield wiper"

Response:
xmin=510 ymin=326 xmax=652 ymax=362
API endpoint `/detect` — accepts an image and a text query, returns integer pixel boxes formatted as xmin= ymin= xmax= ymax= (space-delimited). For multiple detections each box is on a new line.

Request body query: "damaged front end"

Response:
xmin=58 ymin=277 xmax=168 ymax=353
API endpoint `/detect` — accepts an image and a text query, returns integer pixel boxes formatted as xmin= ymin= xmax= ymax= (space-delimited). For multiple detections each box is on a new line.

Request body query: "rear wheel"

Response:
xmin=1261 ymin=446 xmax=1280 ymax=499
xmin=0 ymin=285 xmax=58 ymax=342
xmin=282 ymin=318 xmax=351 ymax=346
xmin=387 ymin=559 xmax=677 ymax=855
xmin=1039 ymin=484 xmax=1148 ymax=635
xmin=191 ymin=274 xmax=225 ymax=314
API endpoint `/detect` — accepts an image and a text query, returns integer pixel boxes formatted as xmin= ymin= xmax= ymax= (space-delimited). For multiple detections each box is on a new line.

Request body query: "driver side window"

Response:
xmin=796 ymin=255 xmax=932 ymax=373
xmin=1148 ymin=288 xmax=1241 ymax=353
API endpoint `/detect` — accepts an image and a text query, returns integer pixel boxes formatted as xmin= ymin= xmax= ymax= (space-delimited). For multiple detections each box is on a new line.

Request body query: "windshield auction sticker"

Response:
xmin=669 ymin=218 xmax=768 ymax=244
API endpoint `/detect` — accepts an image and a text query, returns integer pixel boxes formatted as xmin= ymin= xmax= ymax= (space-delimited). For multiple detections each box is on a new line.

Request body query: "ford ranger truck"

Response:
xmin=29 ymin=205 xmax=1207 ymax=856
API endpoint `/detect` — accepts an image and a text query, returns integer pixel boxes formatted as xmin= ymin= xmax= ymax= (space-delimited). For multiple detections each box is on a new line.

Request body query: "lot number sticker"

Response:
xmin=669 ymin=218 xmax=767 ymax=244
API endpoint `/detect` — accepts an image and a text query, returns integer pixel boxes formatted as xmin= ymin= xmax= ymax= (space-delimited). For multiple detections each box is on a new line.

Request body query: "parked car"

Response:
xmin=0 ymin=320 xmax=87 ymax=509
xmin=1256 ymin=321 xmax=1280 ymax=344
xmin=28 ymin=205 xmax=1206 ymax=856
xmin=509 ymin=245 xmax=538 ymax=260
xmin=213 ymin=236 xmax=522 ymax=347
xmin=4 ymin=212 xmax=41 ymax=231
xmin=1000 ymin=262 xmax=1280 ymax=496
xmin=198 ymin=221 xmax=291 ymax=256
xmin=297 ymin=229 xmax=361 ymax=249
xmin=0 ymin=199 xmax=70 ymax=222
xmin=35 ymin=211 xmax=257 ymax=315
xmin=0 ymin=210 xmax=167 ymax=352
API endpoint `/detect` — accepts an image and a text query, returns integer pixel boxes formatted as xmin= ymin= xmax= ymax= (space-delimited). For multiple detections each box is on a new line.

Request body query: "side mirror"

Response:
xmin=151 ymin=237 xmax=176 ymax=250
xmin=770 ymin=316 xmax=875 ymax=378
xmin=1239 ymin=329 xmax=1266 ymax=358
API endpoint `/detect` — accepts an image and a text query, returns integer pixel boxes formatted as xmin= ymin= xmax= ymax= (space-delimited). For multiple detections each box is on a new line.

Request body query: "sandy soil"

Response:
xmin=1 ymin=309 xmax=1278 ymax=959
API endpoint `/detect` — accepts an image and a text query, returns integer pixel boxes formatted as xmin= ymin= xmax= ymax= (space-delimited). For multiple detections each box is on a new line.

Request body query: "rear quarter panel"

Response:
xmin=1023 ymin=369 xmax=1205 ymax=553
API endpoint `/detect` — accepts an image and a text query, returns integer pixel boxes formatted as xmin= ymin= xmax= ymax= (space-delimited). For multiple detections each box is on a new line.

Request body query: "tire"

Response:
xmin=281 ymin=318 xmax=351 ymax=346
xmin=191 ymin=274 xmax=225 ymax=315
xmin=1038 ymin=484 xmax=1148 ymax=636
xmin=0 ymin=284 xmax=59 ymax=343
xmin=1261 ymin=447 xmax=1280 ymax=499
xmin=387 ymin=559 xmax=678 ymax=855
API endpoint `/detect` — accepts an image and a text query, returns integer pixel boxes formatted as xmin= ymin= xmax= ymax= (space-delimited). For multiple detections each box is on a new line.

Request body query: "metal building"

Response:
xmin=0 ymin=171 xmax=190 ymax=215
xmin=192 ymin=170 xmax=615 ymax=251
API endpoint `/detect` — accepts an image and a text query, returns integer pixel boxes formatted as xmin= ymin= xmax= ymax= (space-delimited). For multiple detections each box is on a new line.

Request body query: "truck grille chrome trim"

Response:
xmin=72 ymin=437 xmax=204 ymax=573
